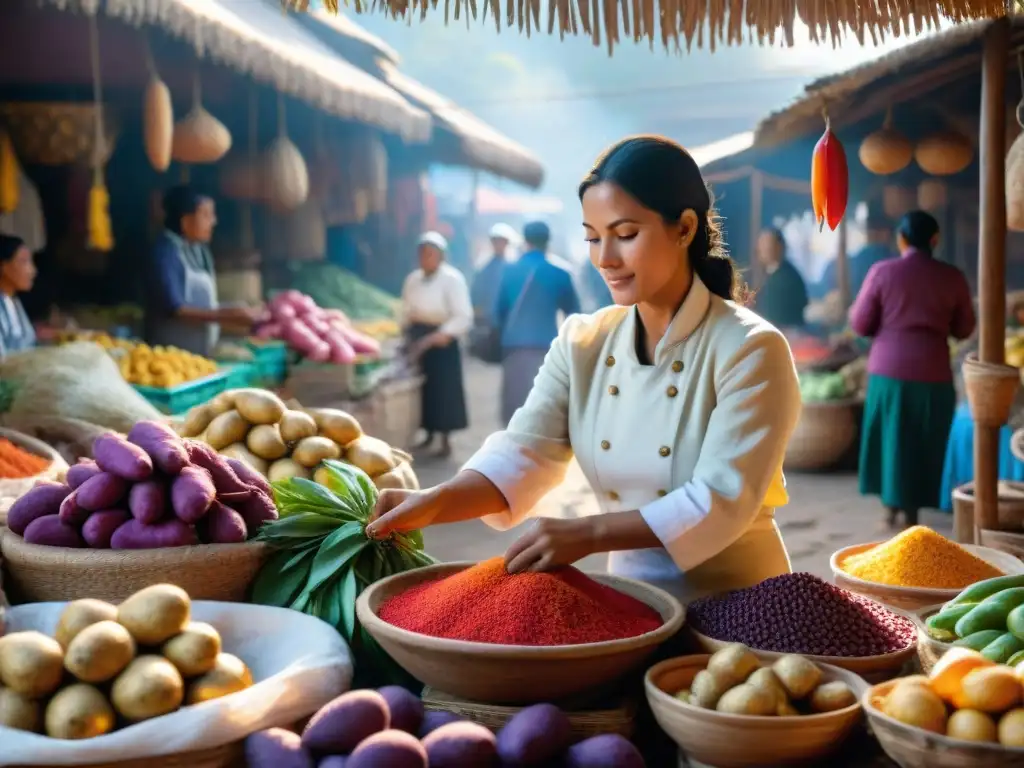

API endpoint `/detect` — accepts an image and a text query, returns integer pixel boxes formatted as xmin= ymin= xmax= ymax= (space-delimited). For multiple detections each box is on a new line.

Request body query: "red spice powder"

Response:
xmin=378 ymin=557 xmax=663 ymax=645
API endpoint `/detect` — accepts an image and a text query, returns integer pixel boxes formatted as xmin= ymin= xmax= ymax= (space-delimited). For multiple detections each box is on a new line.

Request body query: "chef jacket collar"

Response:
xmin=624 ymin=273 xmax=711 ymax=365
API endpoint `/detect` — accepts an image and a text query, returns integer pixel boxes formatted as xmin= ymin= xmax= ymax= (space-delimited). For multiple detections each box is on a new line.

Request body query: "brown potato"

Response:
xmin=64 ymin=620 xmax=136 ymax=683
xmin=186 ymin=653 xmax=253 ymax=705
xmin=0 ymin=631 xmax=65 ymax=698
xmin=308 ymin=408 xmax=362 ymax=446
xmin=205 ymin=410 xmax=250 ymax=451
xmin=233 ymin=389 xmax=287 ymax=425
xmin=279 ymin=409 xmax=318 ymax=443
xmin=162 ymin=622 xmax=222 ymax=677
xmin=111 ymin=656 xmax=184 ymax=721
xmin=45 ymin=684 xmax=115 ymax=739
xmin=55 ymin=598 xmax=118 ymax=649
xmin=0 ymin=688 xmax=41 ymax=732
xmin=246 ymin=424 xmax=288 ymax=460
xmin=117 ymin=584 xmax=191 ymax=646
xmin=292 ymin=436 xmax=342 ymax=468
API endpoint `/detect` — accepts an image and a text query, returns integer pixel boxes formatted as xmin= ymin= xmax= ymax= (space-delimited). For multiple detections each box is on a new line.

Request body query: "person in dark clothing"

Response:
xmin=754 ymin=228 xmax=808 ymax=329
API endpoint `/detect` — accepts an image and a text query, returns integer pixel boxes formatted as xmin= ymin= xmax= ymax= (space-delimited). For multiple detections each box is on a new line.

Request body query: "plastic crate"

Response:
xmin=246 ymin=340 xmax=288 ymax=386
xmin=220 ymin=362 xmax=255 ymax=389
xmin=133 ymin=370 xmax=229 ymax=415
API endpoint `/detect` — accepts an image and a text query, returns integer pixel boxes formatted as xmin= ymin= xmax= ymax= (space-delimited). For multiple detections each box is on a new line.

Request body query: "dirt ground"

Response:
xmin=412 ymin=359 xmax=954 ymax=576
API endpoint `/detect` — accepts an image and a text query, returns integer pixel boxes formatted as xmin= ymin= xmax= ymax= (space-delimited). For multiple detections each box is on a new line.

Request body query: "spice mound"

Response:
xmin=689 ymin=573 xmax=916 ymax=657
xmin=378 ymin=557 xmax=663 ymax=645
xmin=0 ymin=438 xmax=50 ymax=478
xmin=839 ymin=526 xmax=1003 ymax=589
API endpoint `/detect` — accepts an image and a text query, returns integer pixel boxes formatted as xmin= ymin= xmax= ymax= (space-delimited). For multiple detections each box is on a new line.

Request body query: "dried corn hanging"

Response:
xmin=87 ymin=12 xmax=113 ymax=252
xmin=0 ymin=130 xmax=19 ymax=214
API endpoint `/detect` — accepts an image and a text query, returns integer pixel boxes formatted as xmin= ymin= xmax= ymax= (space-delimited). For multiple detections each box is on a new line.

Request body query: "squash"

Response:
xmin=859 ymin=110 xmax=912 ymax=176
xmin=918 ymin=179 xmax=948 ymax=212
xmin=171 ymin=79 xmax=231 ymax=165
xmin=143 ymin=76 xmax=173 ymax=173
xmin=263 ymin=136 xmax=309 ymax=212
xmin=916 ymin=131 xmax=973 ymax=176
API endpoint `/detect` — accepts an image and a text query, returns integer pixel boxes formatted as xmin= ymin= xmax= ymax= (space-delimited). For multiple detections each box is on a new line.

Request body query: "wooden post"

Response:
xmin=974 ymin=18 xmax=1010 ymax=533
xmin=836 ymin=216 xmax=849 ymax=309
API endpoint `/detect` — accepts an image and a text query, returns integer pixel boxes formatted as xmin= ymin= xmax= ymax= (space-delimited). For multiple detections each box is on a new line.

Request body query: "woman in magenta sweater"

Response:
xmin=850 ymin=210 xmax=976 ymax=528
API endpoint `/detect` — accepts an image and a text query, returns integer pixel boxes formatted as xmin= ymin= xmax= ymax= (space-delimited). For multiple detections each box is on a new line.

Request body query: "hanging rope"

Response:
xmin=86 ymin=12 xmax=113 ymax=252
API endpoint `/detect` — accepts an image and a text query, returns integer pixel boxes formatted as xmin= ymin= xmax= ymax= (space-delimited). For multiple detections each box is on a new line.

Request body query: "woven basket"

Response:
xmin=912 ymin=605 xmax=952 ymax=675
xmin=951 ymin=481 xmax=1024 ymax=541
xmin=962 ymin=354 xmax=1020 ymax=427
xmin=0 ymin=101 xmax=119 ymax=166
xmin=0 ymin=427 xmax=68 ymax=527
xmin=7 ymin=742 xmax=243 ymax=768
xmin=0 ymin=530 xmax=267 ymax=603
xmin=784 ymin=399 xmax=859 ymax=471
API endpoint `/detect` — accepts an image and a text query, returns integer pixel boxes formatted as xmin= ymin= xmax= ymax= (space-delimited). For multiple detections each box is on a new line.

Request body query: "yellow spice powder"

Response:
xmin=840 ymin=526 xmax=1003 ymax=589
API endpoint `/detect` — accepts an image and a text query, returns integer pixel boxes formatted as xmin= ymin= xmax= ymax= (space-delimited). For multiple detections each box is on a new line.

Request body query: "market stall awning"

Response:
xmin=43 ymin=0 xmax=431 ymax=143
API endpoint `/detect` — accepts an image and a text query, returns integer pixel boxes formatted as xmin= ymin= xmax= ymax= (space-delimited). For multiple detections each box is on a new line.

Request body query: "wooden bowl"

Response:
xmin=0 ymin=426 xmax=68 ymax=526
xmin=355 ymin=561 xmax=685 ymax=705
xmin=864 ymin=680 xmax=1024 ymax=767
xmin=830 ymin=541 xmax=1024 ymax=612
xmin=689 ymin=628 xmax=916 ymax=683
xmin=911 ymin=604 xmax=955 ymax=675
xmin=0 ymin=529 xmax=268 ymax=603
xmin=644 ymin=654 xmax=869 ymax=768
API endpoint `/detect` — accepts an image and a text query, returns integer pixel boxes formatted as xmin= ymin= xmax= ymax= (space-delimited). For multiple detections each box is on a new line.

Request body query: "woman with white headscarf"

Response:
xmin=401 ymin=232 xmax=474 ymax=458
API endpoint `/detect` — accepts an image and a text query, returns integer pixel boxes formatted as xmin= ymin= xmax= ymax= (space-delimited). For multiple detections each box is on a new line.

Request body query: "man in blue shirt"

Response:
xmin=494 ymin=220 xmax=581 ymax=425
xmin=818 ymin=206 xmax=893 ymax=303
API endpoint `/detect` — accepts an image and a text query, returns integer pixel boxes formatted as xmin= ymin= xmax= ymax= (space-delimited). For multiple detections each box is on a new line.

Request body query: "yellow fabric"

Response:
xmin=0 ymin=132 xmax=20 ymax=214
xmin=87 ymin=181 xmax=114 ymax=253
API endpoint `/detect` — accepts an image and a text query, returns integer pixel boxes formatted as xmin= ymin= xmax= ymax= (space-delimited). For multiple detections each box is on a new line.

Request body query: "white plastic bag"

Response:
xmin=1 ymin=601 xmax=353 ymax=765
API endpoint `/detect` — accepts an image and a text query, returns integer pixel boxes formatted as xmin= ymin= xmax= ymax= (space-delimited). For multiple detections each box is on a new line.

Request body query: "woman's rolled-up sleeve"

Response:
xmin=637 ymin=328 xmax=802 ymax=572
xmin=461 ymin=319 xmax=577 ymax=530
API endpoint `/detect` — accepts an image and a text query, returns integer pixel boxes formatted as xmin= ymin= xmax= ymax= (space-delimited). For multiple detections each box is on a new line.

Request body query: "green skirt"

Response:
xmin=859 ymin=374 xmax=956 ymax=512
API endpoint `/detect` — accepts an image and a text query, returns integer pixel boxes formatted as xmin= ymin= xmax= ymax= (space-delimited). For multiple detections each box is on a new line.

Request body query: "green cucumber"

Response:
xmin=1008 ymin=604 xmax=1024 ymax=641
xmin=1008 ymin=650 xmax=1024 ymax=666
xmin=926 ymin=604 xmax=975 ymax=636
xmin=955 ymin=588 xmax=1024 ymax=638
xmin=945 ymin=574 xmax=1024 ymax=609
xmin=953 ymin=629 xmax=1006 ymax=651
xmin=982 ymin=632 xmax=1024 ymax=663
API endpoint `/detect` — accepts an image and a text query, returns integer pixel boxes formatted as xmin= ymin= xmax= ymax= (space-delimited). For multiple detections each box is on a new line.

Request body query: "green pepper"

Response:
xmin=955 ymin=587 xmax=1024 ymax=638
xmin=982 ymin=632 xmax=1024 ymax=663
xmin=945 ymin=574 xmax=1024 ymax=609
xmin=953 ymin=629 xmax=1006 ymax=651
xmin=926 ymin=604 xmax=974 ymax=637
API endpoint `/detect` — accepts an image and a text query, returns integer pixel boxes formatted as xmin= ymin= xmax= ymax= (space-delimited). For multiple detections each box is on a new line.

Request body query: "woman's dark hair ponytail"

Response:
xmin=897 ymin=210 xmax=940 ymax=255
xmin=579 ymin=135 xmax=745 ymax=302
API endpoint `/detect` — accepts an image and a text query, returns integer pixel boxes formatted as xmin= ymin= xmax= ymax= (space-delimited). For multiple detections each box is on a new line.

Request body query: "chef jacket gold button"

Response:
xmin=608 ymin=385 xmax=619 ymax=395
xmin=657 ymin=489 xmax=668 ymax=497
xmin=659 ymin=446 xmax=671 ymax=457
xmin=671 ymin=360 xmax=684 ymax=373
xmin=608 ymin=490 xmax=620 ymax=501
xmin=605 ymin=355 xmax=616 ymax=367
xmin=667 ymin=385 xmax=678 ymax=398
xmin=601 ymin=440 xmax=611 ymax=450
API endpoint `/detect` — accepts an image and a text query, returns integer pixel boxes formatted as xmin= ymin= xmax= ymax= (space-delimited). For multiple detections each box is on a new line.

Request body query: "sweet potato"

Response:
xmin=7 ymin=481 xmax=72 ymax=535
xmin=66 ymin=460 xmax=102 ymax=490
xmin=235 ymin=490 xmax=278 ymax=533
xmin=93 ymin=433 xmax=153 ymax=482
xmin=128 ymin=479 xmax=167 ymax=524
xmin=58 ymin=491 xmax=89 ymax=526
xmin=110 ymin=518 xmax=198 ymax=549
xmin=82 ymin=510 xmax=131 ymax=549
xmin=199 ymin=501 xmax=248 ymax=544
xmin=170 ymin=467 xmax=215 ymax=523
xmin=245 ymin=728 xmax=313 ymax=768
xmin=185 ymin=440 xmax=250 ymax=495
xmin=127 ymin=421 xmax=189 ymax=475
xmin=23 ymin=515 xmax=85 ymax=548
xmin=75 ymin=472 xmax=128 ymax=511
xmin=225 ymin=457 xmax=271 ymax=496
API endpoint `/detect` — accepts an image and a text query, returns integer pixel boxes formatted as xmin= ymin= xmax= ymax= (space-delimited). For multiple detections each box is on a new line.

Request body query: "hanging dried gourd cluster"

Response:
xmin=1006 ymin=53 xmax=1024 ymax=233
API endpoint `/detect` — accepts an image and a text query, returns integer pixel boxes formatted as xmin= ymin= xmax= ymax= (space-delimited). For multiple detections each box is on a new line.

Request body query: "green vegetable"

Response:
xmin=955 ymin=588 xmax=1024 ymax=638
xmin=926 ymin=604 xmax=974 ymax=638
xmin=289 ymin=264 xmax=401 ymax=321
xmin=944 ymin=574 xmax=1024 ymax=610
xmin=953 ymin=629 xmax=1006 ymax=651
xmin=250 ymin=459 xmax=434 ymax=687
xmin=1008 ymin=604 xmax=1024 ymax=641
xmin=1008 ymin=650 xmax=1024 ymax=666
xmin=982 ymin=632 xmax=1024 ymax=663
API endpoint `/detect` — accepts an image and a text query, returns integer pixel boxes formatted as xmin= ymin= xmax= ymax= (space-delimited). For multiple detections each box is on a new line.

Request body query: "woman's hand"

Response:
xmin=366 ymin=488 xmax=443 ymax=539
xmin=504 ymin=517 xmax=597 ymax=574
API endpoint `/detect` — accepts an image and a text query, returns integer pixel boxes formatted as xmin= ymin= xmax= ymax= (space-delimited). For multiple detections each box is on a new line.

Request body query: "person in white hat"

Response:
xmin=470 ymin=223 xmax=517 ymax=329
xmin=401 ymin=231 xmax=474 ymax=458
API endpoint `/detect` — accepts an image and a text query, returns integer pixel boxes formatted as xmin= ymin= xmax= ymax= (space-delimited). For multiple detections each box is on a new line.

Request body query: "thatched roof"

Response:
xmin=294 ymin=0 xmax=1008 ymax=54
xmin=42 ymin=0 xmax=431 ymax=142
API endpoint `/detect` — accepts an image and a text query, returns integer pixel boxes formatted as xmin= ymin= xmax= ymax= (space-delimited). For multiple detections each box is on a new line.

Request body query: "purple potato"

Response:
xmin=170 ymin=466 xmax=216 ymax=523
xmin=7 ymin=481 xmax=71 ymax=535
xmin=23 ymin=514 xmax=84 ymax=548
xmin=75 ymin=472 xmax=128 ymax=511
xmin=66 ymin=460 xmax=102 ymax=490
xmin=82 ymin=509 xmax=131 ymax=548
xmin=200 ymin=501 xmax=248 ymax=544
xmin=127 ymin=420 xmax=189 ymax=475
xmin=377 ymin=686 xmax=424 ymax=735
xmin=496 ymin=704 xmax=572 ymax=767
xmin=422 ymin=721 xmax=498 ymax=768
xmin=93 ymin=433 xmax=153 ymax=481
xmin=235 ymin=489 xmax=279 ymax=533
xmin=226 ymin=456 xmax=272 ymax=495
xmin=128 ymin=479 xmax=167 ymax=524
xmin=185 ymin=441 xmax=250 ymax=494
xmin=58 ymin=491 xmax=89 ymax=526
xmin=418 ymin=710 xmax=463 ymax=738
xmin=245 ymin=728 xmax=314 ymax=768
xmin=318 ymin=759 xmax=346 ymax=768
xmin=564 ymin=734 xmax=646 ymax=768
xmin=302 ymin=689 xmax=390 ymax=755
xmin=346 ymin=730 xmax=426 ymax=768
xmin=110 ymin=517 xmax=198 ymax=549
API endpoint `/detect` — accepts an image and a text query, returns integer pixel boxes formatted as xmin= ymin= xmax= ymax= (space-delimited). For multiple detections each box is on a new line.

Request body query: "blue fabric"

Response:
xmin=471 ymin=256 xmax=506 ymax=319
xmin=148 ymin=232 xmax=187 ymax=314
xmin=495 ymin=250 xmax=581 ymax=350
xmin=940 ymin=402 xmax=1024 ymax=512
xmin=820 ymin=243 xmax=894 ymax=300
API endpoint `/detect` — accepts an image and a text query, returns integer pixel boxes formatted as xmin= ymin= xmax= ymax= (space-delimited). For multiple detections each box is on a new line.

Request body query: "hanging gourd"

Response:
xmin=262 ymin=94 xmax=308 ymax=212
xmin=882 ymin=185 xmax=915 ymax=220
xmin=811 ymin=109 xmax=848 ymax=232
xmin=918 ymin=179 xmax=948 ymax=211
xmin=915 ymin=130 xmax=973 ymax=176
xmin=141 ymin=40 xmax=173 ymax=173
xmin=171 ymin=71 xmax=231 ymax=164
xmin=0 ymin=130 xmax=20 ymax=213
xmin=858 ymin=108 xmax=912 ymax=176
xmin=86 ymin=13 xmax=113 ymax=253
xmin=1008 ymin=54 xmax=1024 ymax=232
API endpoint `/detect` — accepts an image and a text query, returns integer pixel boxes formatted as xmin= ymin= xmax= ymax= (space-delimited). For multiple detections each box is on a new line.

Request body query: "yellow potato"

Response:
xmin=279 ymin=410 xmax=318 ymax=443
xmin=55 ymin=599 xmax=118 ymax=649
xmin=45 ymin=684 xmax=116 ymax=739
xmin=117 ymin=584 xmax=191 ymax=646
xmin=0 ymin=631 xmax=65 ymax=698
xmin=162 ymin=622 xmax=222 ymax=678
xmin=111 ymin=656 xmax=184 ymax=722
xmin=205 ymin=410 xmax=250 ymax=451
xmin=233 ymin=389 xmax=287 ymax=425
xmin=246 ymin=424 xmax=289 ymax=460
xmin=0 ymin=688 xmax=41 ymax=732
xmin=185 ymin=653 xmax=253 ymax=705
xmin=292 ymin=436 xmax=342 ymax=468
xmin=64 ymin=621 xmax=137 ymax=684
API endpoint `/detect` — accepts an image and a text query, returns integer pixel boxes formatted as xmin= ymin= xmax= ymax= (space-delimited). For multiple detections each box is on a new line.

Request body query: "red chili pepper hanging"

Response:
xmin=811 ymin=113 xmax=849 ymax=232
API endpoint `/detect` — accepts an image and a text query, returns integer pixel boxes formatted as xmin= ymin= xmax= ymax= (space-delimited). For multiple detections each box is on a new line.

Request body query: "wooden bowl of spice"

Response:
xmin=830 ymin=526 xmax=1024 ymax=612
xmin=0 ymin=427 xmax=67 ymax=526
xmin=356 ymin=558 xmax=684 ymax=705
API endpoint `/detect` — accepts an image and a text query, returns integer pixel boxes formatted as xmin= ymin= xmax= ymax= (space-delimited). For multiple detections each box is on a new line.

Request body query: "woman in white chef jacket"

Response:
xmin=368 ymin=137 xmax=802 ymax=603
